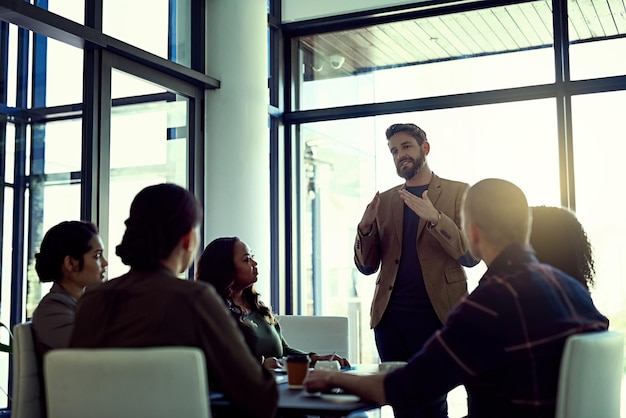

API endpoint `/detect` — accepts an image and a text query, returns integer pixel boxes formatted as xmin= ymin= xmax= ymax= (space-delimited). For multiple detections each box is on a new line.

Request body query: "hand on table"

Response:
xmin=262 ymin=356 xmax=284 ymax=370
xmin=303 ymin=370 xmax=338 ymax=393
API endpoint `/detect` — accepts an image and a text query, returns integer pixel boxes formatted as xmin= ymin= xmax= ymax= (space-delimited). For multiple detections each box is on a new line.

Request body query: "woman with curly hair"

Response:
xmin=530 ymin=205 xmax=595 ymax=290
xmin=196 ymin=237 xmax=349 ymax=370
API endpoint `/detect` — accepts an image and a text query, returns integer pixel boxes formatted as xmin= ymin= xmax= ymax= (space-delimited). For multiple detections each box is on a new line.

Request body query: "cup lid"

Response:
xmin=286 ymin=354 xmax=310 ymax=363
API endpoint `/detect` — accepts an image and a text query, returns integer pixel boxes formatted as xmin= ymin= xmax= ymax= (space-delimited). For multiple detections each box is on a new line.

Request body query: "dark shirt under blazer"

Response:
xmin=384 ymin=244 xmax=609 ymax=418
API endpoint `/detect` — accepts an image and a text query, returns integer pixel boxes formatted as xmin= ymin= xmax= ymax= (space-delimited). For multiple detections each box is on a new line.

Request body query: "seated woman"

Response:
xmin=530 ymin=205 xmax=595 ymax=290
xmin=32 ymin=221 xmax=107 ymax=359
xmin=69 ymin=184 xmax=277 ymax=418
xmin=196 ymin=236 xmax=350 ymax=370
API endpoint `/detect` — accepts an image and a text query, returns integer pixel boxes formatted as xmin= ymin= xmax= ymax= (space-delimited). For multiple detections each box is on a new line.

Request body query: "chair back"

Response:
xmin=556 ymin=330 xmax=624 ymax=418
xmin=277 ymin=315 xmax=350 ymax=359
xmin=12 ymin=321 xmax=44 ymax=418
xmin=44 ymin=347 xmax=211 ymax=418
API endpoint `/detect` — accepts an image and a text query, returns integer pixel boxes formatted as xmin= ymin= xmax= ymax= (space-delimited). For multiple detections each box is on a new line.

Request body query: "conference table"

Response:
xmin=210 ymin=365 xmax=381 ymax=417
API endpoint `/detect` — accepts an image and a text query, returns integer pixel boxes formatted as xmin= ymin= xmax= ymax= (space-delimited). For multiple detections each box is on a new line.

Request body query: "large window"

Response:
xmin=0 ymin=0 xmax=208 ymax=408
xmin=283 ymin=0 xmax=626 ymax=415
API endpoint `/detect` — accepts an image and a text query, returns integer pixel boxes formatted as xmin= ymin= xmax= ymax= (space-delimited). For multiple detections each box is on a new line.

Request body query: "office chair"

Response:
xmin=556 ymin=330 xmax=624 ymax=418
xmin=277 ymin=315 xmax=350 ymax=360
xmin=45 ymin=347 xmax=211 ymax=418
xmin=12 ymin=322 xmax=44 ymax=418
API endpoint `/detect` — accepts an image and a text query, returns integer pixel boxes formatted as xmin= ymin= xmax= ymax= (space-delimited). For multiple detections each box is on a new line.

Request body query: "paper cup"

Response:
xmin=314 ymin=360 xmax=341 ymax=371
xmin=286 ymin=354 xmax=310 ymax=388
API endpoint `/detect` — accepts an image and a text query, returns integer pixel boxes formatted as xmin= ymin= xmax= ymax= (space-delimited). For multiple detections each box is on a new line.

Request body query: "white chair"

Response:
xmin=277 ymin=315 xmax=350 ymax=360
xmin=556 ymin=330 xmax=624 ymax=418
xmin=44 ymin=347 xmax=211 ymax=418
xmin=12 ymin=321 xmax=44 ymax=418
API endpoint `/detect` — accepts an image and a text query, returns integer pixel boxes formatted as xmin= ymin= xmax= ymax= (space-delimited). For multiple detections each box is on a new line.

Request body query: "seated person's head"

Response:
xmin=196 ymin=237 xmax=271 ymax=317
xmin=462 ymin=178 xmax=530 ymax=262
xmin=116 ymin=183 xmax=203 ymax=272
xmin=530 ymin=206 xmax=594 ymax=290
xmin=196 ymin=237 xmax=241 ymax=299
xmin=35 ymin=221 xmax=106 ymax=289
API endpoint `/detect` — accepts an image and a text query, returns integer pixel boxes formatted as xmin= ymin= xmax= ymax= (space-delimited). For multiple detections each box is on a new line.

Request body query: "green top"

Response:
xmin=238 ymin=311 xmax=307 ymax=360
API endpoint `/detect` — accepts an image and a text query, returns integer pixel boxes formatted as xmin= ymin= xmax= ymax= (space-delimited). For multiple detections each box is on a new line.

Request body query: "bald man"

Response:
xmin=306 ymin=178 xmax=608 ymax=418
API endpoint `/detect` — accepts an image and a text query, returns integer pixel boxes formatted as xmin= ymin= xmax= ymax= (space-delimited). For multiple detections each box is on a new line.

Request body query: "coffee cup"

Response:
xmin=286 ymin=354 xmax=310 ymax=388
xmin=314 ymin=360 xmax=341 ymax=371
xmin=378 ymin=361 xmax=407 ymax=373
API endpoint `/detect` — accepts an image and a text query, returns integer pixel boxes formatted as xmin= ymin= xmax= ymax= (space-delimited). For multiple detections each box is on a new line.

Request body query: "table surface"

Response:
xmin=210 ymin=365 xmax=380 ymax=417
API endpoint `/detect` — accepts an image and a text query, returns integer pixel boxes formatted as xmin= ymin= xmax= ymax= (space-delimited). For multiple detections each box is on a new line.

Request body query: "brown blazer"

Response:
xmin=354 ymin=173 xmax=479 ymax=328
xmin=71 ymin=267 xmax=278 ymax=418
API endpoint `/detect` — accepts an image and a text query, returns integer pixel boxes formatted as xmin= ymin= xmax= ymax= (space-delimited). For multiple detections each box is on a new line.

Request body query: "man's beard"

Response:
xmin=396 ymin=155 xmax=425 ymax=180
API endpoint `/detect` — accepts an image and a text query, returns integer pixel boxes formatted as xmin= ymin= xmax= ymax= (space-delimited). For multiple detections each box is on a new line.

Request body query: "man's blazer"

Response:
xmin=354 ymin=173 xmax=479 ymax=328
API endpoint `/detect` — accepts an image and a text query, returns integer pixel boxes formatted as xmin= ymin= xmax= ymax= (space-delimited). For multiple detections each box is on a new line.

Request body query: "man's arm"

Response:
xmin=426 ymin=184 xmax=480 ymax=267
xmin=304 ymin=370 xmax=387 ymax=405
xmin=354 ymin=192 xmax=383 ymax=274
xmin=194 ymin=285 xmax=278 ymax=418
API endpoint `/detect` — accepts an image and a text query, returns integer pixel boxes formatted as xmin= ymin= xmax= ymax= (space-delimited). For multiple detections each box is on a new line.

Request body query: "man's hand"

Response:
xmin=358 ymin=192 xmax=380 ymax=234
xmin=399 ymin=189 xmax=439 ymax=224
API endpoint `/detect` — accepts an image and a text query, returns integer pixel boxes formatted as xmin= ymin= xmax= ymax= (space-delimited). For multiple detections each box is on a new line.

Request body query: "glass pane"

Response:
xmin=571 ymin=90 xmax=626 ymax=334
xmin=296 ymin=1 xmax=554 ymax=110
xmin=569 ymin=0 xmax=626 ymax=80
xmin=26 ymin=183 xmax=81 ymax=316
xmin=571 ymin=90 xmax=626 ymax=415
xmin=5 ymin=123 xmax=15 ymax=184
xmin=0 ymin=188 xmax=14 ymax=408
xmin=26 ymin=118 xmax=82 ymax=315
xmin=103 ymin=0 xmax=193 ymax=67
xmin=297 ymin=99 xmax=560 ymax=366
xmin=45 ymin=38 xmax=84 ymax=107
xmin=108 ymin=69 xmax=189 ymax=279
xmin=36 ymin=119 xmax=82 ymax=174
xmin=7 ymin=24 xmax=19 ymax=109
xmin=41 ymin=0 xmax=85 ymax=24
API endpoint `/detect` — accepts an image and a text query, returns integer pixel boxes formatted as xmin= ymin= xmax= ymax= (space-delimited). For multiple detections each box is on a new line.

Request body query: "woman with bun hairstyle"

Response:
xmin=31 ymin=220 xmax=107 ymax=359
xmin=70 ymin=183 xmax=277 ymax=418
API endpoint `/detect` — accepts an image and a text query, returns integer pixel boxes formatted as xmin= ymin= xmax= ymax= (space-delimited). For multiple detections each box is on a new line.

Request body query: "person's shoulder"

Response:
xmin=165 ymin=277 xmax=222 ymax=300
xmin=379 ymin=184 xmax=403 ymax=198
xmin=34 ymin=286 xmax=75 ymax=309
xmin=433 ymin=173 xmax=470 ymax=189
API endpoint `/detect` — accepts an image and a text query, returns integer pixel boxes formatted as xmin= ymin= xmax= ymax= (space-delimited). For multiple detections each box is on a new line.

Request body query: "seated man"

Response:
xmin=305 ymin=178 xmax=609 ymax=418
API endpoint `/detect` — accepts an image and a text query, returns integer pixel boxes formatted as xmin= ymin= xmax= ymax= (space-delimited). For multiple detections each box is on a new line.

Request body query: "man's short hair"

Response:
xmin=385 ymin=123 xmax=428 ymax=145
xmin=463 ymin=178 xmax=531 ymax=247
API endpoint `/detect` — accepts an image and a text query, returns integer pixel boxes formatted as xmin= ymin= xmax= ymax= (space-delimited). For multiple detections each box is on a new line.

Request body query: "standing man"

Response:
xmin=354 ymin=123 xmax=479 ymax=418
xmin=310 ymin=178 xmax=609 ymax=417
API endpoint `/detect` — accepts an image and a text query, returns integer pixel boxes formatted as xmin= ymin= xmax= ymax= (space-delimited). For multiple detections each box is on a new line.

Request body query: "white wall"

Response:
xmin=282 ymin=0 xmax=424 ymax=22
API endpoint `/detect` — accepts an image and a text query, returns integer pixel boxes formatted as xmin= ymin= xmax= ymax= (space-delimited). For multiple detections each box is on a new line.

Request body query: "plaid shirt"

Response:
xmin=384 ymin=244 xmax=609 ymax=418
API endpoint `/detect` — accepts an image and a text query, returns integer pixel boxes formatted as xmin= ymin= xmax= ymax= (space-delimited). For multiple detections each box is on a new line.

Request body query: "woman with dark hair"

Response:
xmin=530 ymin=205 xmax=595 ymax=290
xmin=196 ymin=237 xmax=349 ymax=370
xmin=70 ymin=184 xmax=277 ymax=418
xmin=32 ymin=220 xmax=107 ymax=358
